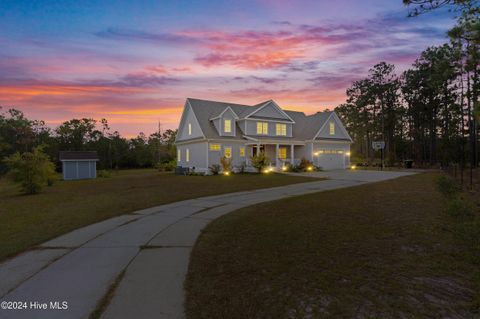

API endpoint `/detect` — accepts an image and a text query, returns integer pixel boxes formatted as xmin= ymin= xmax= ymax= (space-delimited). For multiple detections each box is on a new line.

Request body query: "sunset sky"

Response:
xmin=1 ymin=0 xmax=455 ymax=137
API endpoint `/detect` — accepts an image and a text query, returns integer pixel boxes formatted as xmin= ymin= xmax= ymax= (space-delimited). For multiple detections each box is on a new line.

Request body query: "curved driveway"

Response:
xmin=0 ymin=170 xmax=415 ymax=319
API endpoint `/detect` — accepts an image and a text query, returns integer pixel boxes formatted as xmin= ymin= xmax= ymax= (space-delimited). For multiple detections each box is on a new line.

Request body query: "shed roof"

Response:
xmin=59 ymin=151 xmax=99 ymax=161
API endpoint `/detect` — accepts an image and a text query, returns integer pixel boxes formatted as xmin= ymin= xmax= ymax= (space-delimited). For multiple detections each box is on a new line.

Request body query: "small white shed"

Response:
xmin=59 ymin=151 xmax=99 ymax=180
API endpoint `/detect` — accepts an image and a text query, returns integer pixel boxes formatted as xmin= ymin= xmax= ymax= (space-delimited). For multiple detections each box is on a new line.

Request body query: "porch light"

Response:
xmin=307 ymin=166 xmax=313 ymax=171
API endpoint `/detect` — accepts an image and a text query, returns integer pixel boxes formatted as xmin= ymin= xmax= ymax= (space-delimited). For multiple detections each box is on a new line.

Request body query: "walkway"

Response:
xmin=0 ymin=170 xmax=416 ymax=319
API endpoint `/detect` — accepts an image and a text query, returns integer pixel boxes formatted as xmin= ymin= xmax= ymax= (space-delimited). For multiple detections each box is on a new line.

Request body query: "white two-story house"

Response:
xmin=175 ymin=98 xmax=352 ymax=174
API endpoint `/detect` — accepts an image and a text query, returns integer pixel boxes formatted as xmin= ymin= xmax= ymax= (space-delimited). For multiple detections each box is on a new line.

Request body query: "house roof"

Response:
xmin=186 ymin=98 xmax=337 ymax=141
xmin=59 ymin=151 xmax=99 ymax=161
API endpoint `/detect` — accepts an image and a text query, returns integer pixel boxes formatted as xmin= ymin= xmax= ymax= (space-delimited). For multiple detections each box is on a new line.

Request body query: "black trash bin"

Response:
xmin=404 ymin=160 xmax=413 ymax=169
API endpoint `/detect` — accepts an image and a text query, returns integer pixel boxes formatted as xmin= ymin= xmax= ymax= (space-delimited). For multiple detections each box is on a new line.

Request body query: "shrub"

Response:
xmin=156 ymin=159 xmax=176 ymax=172
xmin=97 ymin=170 xmax=111 ymax=178
xmin=250 ymin=152 xmax=269 ymax=173
xmin=446 ymin=197 xmax=474 ymax=219
xmin=209 ymin=164 xmax=221 ymax=175
xmin=220 ymin=156 xmax=232 ymax=173
xmin=298 ymin=157 xmax=314 ymax=171
xmin=436 ymin=175 xmax=458 ymax=199
xmin=4 ymin=146 xmax=56 ymax=194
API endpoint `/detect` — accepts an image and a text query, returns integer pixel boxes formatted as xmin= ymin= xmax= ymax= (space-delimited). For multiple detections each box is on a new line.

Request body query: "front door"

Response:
xmin=252 ymin=145 xmax=265 ymax=156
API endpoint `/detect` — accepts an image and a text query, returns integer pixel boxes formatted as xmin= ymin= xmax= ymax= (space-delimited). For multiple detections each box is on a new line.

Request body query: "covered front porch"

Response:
xmin=245 ymin=140 xmax=306 ymax=170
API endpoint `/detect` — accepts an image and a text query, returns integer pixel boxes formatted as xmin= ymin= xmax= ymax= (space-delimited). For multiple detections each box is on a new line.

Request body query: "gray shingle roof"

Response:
xmin=186 ymin=98 xmax=333 ymax=140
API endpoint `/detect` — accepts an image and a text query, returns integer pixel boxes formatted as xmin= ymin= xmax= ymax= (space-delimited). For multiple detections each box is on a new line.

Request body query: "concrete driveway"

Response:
xmin=0 ymin=170 xmax=416 ymax=319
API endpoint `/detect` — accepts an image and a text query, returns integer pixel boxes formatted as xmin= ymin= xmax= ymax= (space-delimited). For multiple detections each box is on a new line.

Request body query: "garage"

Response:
xmin=314 ymin=149 xmax=347 ymax=170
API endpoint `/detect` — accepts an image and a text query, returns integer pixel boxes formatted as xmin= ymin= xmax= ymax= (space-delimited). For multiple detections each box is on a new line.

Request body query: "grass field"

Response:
xmin=185 ymin=173 xmax=480 ymax=318
xmin=0 ymin=169 xmax=315 ymax=262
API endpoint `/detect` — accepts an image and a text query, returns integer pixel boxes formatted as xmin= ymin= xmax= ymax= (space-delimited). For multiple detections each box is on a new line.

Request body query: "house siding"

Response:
xmin=208 ymin=141 xmax=247 ymax=172
xmin=177 ymin=104 xmax=203 ymax=141
xmin=316 ymin=114 xmax=350 ymax=140
xmin=244 ymin=120 xmax=292 ymax=137
xmin=177 ymin=142 xmax=208 ymax=173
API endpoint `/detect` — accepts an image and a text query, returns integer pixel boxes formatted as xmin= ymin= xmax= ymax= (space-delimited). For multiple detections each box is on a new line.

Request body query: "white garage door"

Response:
xmin=315 ymin=150 xmax=345 ymax=170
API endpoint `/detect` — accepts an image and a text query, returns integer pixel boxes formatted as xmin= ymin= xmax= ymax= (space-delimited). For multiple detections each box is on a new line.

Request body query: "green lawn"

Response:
xmin=0 ymin=169 xmax=316 ymax=262
xmin=185 ymin=173 xmax=479 ymax=318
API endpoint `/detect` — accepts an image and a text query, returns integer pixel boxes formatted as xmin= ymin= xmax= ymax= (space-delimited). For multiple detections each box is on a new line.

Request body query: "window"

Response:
xmin=210 ymin=143 xmax=221 ymax=151
xmin=256 ymin=122 xmax=268 ymax=134
xmin=188 ymin=123 xmax=192 ymax=135
xmin=224 ymin=119 xmax=232 ymax=133
xmin=239 ymin=147 xmax=245 ymax=157
xmin=276 ymin=123 xmax=287 ymax=136
xmin=329 ymin=122 xmax=335 ymax=135
xmin=186 ymin=148 xmax=190 ymax=162
xmin=224 ymin=147 xmax=232 ymax=158
xmin=278 ymin=147 xmax=287 ymax=159
xmin=177 ymin=149 xmax=181 ymax=161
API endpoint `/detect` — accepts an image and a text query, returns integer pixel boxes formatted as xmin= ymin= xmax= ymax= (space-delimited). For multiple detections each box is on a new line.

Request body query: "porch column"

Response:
xmin=290 ymin=144 xmax=294 ymax=164
xmin=275 ymin=144 xmax=279 ymax=168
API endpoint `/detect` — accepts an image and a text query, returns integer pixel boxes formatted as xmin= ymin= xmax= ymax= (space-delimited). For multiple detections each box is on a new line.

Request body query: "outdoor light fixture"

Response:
xmin=350 ymin=165 xmax=357 ymax=170
xmin=307 ymin=166 xmax=313 ymax=171
xmin=282 ymin=166 xmax=288 ymax=171
xmin=346 ymin=152 xmax=351 ymax=156
xmin=269 ymin=167 xmax=274 ymax=172
xmin=224 ymin=171 xmax=230 ymax=176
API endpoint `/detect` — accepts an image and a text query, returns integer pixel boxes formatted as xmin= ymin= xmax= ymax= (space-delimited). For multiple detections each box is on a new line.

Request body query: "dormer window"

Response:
xmin=224 ymin=119 xmax=232 ymax=133
xmin=188 ymin=123 xmax=192 ymax=135
xmin=256 ymin=122 xmax=268 ymax=135
xmin=329 ymin=122 xmax=335 ymax=135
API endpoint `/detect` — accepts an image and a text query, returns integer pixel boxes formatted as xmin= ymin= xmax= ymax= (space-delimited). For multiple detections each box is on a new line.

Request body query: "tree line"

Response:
xmin=0 ymin=108 xmax=177 ymax=174
xmin=335 ymin=0 xmax=479 ymax=168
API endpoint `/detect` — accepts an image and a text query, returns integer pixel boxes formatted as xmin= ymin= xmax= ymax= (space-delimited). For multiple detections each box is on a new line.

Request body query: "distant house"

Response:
xmin=174 ymin=98 xmax=352 ymax=174
xmin=59 ymin=151 xmax=99 ymax=180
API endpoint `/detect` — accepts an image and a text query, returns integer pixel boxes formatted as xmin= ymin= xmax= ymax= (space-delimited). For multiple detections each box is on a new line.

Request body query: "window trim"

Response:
xmin=224 ymin=146 xmax=232 ymax=158
xmin=329 ymin=122 xmax=335 ymax=135
xmin=210 ymin=143 xmax=221 ymax=151
xmin=276 ymin=123 xmax=287 ymax=136
xmin=256 ymin=122 xmax=268 ymax=135
xmin=224 ymin=119 xmax=232 ymax=133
